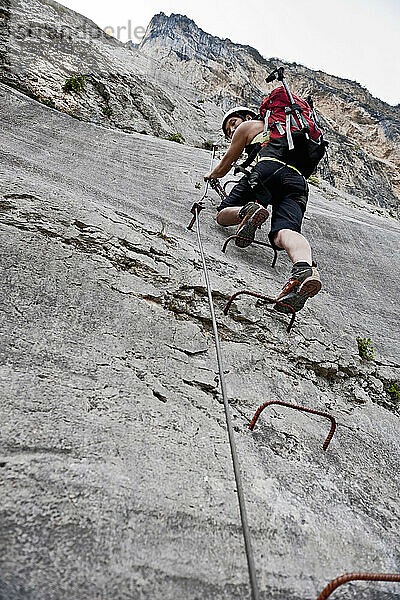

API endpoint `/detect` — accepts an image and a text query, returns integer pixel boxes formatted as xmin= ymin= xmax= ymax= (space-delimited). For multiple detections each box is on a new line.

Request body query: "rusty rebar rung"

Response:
xmin=222 ymin=235 xmax=278 ymax=267
xmin=223 ymin=290 xmax=296 ymax=333
xmin=316 ymin=572 xmax=400 ymax=600
xmin=249 ymin=400 xmax=337 ymax=451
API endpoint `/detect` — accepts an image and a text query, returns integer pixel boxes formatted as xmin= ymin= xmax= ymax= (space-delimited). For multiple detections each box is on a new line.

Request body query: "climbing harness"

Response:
xmin=188 ymin=148 xmax=260 ymax=600
xmin=316 ymin=572 xmax=400 ymax=600
xmin=257 ymin=156 xmax=303 ymax=176
xmin=215 ymin=158 xmax=305 ymax=262
xmin=249 ymin=400 xmax=337 ymax=451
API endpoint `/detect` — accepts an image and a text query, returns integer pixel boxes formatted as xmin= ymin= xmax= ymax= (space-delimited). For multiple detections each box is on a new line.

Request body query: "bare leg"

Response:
xmin=274 ymin=229 xmax=312 ymax=265
xmin=216 ymin=207 xmax=242 ymax=226
xmin=273 ymin=228 xmax=321 ymax=313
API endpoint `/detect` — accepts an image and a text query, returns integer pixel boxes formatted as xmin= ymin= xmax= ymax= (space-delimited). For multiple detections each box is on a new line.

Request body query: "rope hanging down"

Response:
xmin=188 ymin=148 xmax=260 ymax=600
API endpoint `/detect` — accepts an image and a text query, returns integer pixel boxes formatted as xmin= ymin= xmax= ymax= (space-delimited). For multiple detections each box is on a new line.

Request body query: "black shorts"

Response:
xmin=216 ymin=160 xmax=308 ymax=249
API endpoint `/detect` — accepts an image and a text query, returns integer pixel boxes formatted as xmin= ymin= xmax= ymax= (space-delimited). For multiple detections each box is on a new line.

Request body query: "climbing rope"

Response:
xmin=188 ymin=148 xmax=260 ymax=600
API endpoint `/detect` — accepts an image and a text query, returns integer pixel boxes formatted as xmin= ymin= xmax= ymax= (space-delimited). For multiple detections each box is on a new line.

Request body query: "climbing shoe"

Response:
xmin=235 ymin=202 xmax=269 ymax=248
xmin=274 ymin=261 xmax=321 ymax=313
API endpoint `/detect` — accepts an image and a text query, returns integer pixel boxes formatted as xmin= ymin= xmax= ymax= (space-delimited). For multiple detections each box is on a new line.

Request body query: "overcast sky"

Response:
xmin=60 ymin=0 xmax=400 ymax=106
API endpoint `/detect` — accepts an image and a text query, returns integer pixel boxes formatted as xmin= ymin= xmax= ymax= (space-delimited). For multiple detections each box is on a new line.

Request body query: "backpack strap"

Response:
xmin=290 ymin=114 xmax=299 ymax=129
xmin=263 ymin=110 xmax=271 ymax=137
xmin=292 ymin=103 xmax=309 ymax=131
xmin=284 ymin=107 xmax=294 ymax=150
xmin=240 ymin=143 xmax=263 ymax=169
xmin=274 ymin=121 xmax=285 ymax=135
xmin=306 ymin=95 xmax=320 ymax=128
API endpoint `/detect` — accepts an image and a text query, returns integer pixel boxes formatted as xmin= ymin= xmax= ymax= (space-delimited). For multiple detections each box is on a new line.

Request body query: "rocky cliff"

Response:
xmin=1 ymin=3 xmax=400 ymax=600
xmin=1 ymin=1 xmax=399 ymax=214
xmin=0 ymin=0 xmax=221 ymax=144
xmin=138 ymin=13 xmax=400 ymax=213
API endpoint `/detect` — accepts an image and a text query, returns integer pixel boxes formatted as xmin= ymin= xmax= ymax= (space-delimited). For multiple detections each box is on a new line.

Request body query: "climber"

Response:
xmin=203 ymin=107 xmax=321 ymax=313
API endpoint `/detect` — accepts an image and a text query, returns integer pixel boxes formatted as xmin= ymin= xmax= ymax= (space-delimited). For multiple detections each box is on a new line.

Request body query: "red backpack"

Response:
xmin=260 ymin=86 xmax=323 ymax=147
xmin=257 ymin=68 xmax=328 ymax=177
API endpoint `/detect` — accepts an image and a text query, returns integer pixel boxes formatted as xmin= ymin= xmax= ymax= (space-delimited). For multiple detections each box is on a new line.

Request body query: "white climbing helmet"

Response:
xmin=222 ymin=106 xmax=258 ymax=136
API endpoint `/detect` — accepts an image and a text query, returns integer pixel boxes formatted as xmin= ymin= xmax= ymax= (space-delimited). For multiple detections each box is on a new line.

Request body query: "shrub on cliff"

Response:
xmin=356 ymin=336 xmax=374 ymax=360
xmin=167 ymin=133 xmax=185 ymax=144
xmin=386 ymin=382 xmax=400 ymax=401
xmin=63 ymin=74 xmax=85 ymax=94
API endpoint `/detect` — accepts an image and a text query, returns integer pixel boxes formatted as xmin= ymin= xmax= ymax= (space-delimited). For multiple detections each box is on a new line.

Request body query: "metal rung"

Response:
xmin=316 ymin=572 xmax=400 ymax=600
xmin=223 ymin=290 xmax=296 ymax=333
xmin=222 ymin=235 xmax=278 ymax=267
xmin=249 ymin=400 xmax=337 ymax=451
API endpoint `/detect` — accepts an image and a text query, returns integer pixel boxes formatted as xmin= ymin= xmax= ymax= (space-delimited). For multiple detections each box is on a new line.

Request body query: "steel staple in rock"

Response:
xmin=221 ymin=235 xmax=279 ymax=267
xmin=223 ymin=290 xmax=296 ymax=332
xmin=316 ymin=572 xmax=400 ymax=600
xmin=249 ymin=400 xmax=337 ymax=451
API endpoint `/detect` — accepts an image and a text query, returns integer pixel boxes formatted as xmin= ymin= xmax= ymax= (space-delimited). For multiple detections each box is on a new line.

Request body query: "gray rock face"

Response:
xmin=1 ymin=82 xmax=400 ymax=600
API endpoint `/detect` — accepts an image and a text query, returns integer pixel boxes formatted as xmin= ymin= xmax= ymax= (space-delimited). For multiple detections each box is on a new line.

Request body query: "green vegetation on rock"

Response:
xmin=102 ymin=106 xmax=113 ymax=117
xmin=63 ymin=74 xmax=85 ymax=94
xmin=41 ymin=97 xmax=56 ymax=108
xmin=386 ymin=382 xmax=400 ymax=401
xmin=356 ymin=336 xmax=374 ymax=360
xmin=167 ymin=133 xmax=185 ymax=144
xmin=156 ymin=221 xmax=173 ymax=242
xmin=202 ymin=141 xmax=215 ymax=151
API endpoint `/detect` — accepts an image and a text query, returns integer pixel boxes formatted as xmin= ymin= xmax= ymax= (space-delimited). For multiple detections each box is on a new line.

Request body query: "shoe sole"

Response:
xmin=299 ymin=277 xmax=322 ymax=299
xmin=235 ymin=206 xmax=269 ymax=248
xmin=274 ymin=277 xmax=322 ymax=314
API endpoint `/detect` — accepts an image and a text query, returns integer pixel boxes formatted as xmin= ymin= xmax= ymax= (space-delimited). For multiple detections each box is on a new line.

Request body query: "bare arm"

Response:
xmin=204 ymin=123 xmax=248 ymax=180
